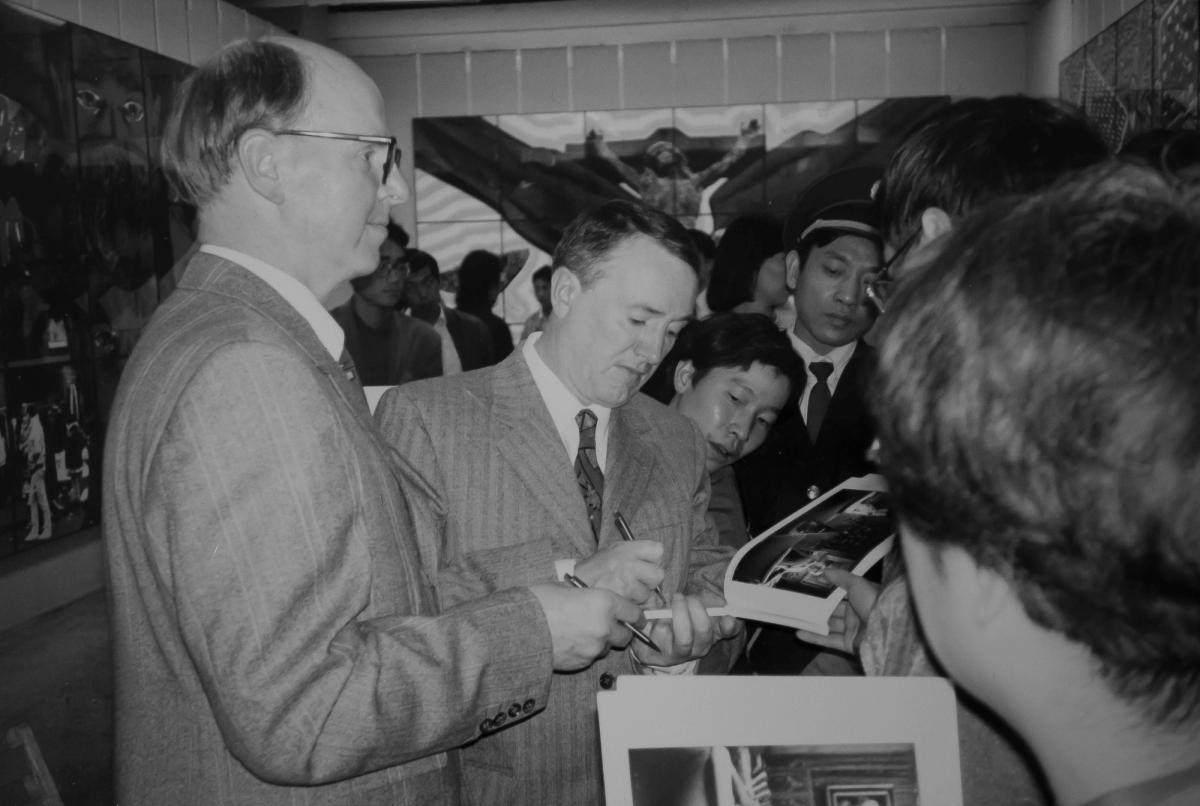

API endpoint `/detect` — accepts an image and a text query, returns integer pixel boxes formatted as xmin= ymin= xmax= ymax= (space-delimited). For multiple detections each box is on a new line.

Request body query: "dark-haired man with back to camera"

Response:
xmin=872 ymin=163 xmax=1200 ymax=806
xmin=330 ymin=221 xmax=442 ymax=386
xmin=376 ymin=199 xmax=743 ymax=805
xmin=103 ymin=36 xmax=640 ymax=805
xmin=798 ymin=95 xmax=1110 ymax=806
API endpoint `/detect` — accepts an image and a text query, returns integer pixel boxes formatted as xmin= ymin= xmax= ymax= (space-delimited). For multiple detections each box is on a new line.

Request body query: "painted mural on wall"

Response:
xmin=0 ymin=2 xmax=192 ymax=557
xmin=413 ymin=96 xmax=948 ymax=330
xmin=1060 ymin=0 xmax=1199 ymax=150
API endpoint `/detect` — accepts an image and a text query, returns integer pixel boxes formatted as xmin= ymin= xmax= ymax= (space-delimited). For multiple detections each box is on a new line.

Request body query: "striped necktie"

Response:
xmin=574 ymin=409 xmax=604 ymax=540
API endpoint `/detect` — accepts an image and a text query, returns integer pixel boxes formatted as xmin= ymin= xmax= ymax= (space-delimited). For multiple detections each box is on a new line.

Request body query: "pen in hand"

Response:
xmin=614 ymin=511 xmax=667 ymax=605
xmin=564 ymin=572 xmax=662 ymax=654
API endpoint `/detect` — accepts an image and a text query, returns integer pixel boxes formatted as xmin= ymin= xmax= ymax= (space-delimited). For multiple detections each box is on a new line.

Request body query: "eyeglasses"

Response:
xmin=270 ymin=129 xmax=401 ymax=187
xmin=864 ymin=228 xmax=921 ymax=314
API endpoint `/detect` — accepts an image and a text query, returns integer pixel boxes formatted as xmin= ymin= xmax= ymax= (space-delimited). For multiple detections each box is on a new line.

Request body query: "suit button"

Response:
xmin=806 ymin=485 xmax=821 ymax=500
xmin=480 ymin=717 xmax=493 ymax=732
xmin=493 ymin=712 xmax=507 ymax=727
xmin=599 ymin=672 xmax=615 ymax=690
xmin=508 ymin=704 xmax=522 ymax=718
xmin=523 ymin=699 xmax=536 ymax=714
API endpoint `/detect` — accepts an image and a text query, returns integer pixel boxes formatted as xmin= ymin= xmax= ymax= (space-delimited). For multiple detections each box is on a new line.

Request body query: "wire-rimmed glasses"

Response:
xmin=270 ymin=129 xmax=401 ymax=187
xmin=864 ymin=228 xmax=921 ymax=314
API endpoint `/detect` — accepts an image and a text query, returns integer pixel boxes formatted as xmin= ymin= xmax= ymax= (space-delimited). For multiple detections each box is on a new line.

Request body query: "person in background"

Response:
xmin=647 ymin=312 xmax=804 ymax=549
xmin=704 ymin=214 xmax=788 ymax=324
xmin=456 ymin=248 xmax=514 ymax=362
xmin=404 ymin=247 xmax=493 ymax=373
xmin=688 ymin=228 xmax=718 ymax=318
xmin=872 ymin=163 xmax=1200 ymax=806
xmin=330 ymin=222 xmax=442 ymax=386
xmin=520 ymin=264 xmax=553 ymax=340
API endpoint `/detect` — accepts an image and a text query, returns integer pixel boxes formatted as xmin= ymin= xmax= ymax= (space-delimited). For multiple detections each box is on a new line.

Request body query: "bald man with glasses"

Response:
xmin=104 ymin=37 xmax=637 ymax=805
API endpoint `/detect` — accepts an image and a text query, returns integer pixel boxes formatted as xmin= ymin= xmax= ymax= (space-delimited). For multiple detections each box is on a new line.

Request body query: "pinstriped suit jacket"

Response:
xmin=103 ymin=252 xmax=554 ymax=805
xmin=375 ymin=348 xmax=739 ymax=806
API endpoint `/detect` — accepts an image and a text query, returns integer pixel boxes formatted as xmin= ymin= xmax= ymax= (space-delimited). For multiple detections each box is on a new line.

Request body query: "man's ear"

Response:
xmin=918 ymin=207 xmax=953 ymax=248
xmin=784 ymin=250 xmax=801 ymax=291
xmin=550 ymin=265 xmax=580 ymax=316
xmin=673 ymin=359 xmax=696 ymax=395
xmin=236 ymin=129 xmax=285 ymax=205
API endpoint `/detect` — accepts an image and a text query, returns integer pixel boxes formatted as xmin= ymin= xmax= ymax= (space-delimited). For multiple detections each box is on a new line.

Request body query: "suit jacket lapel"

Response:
xmin=604 ymin=406 xmax=655 ymax=542
xmin=490 ymin=352 xmax=599 ymax=557
xmin=185 ymin=255 xmax=377 ymax=443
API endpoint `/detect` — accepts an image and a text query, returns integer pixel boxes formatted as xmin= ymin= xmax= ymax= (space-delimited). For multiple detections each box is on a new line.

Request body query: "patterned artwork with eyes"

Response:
xmin=0 ymin=3 xmax=192 ymax=557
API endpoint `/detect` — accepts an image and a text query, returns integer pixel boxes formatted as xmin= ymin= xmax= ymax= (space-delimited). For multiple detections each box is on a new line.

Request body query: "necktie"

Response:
xmin=574 ymin=409 xmax=604 ymax=540
xmin=806 ymin=361 xmax=834 ymax=443
xmin=338 ymin=349 xmax=359 ymax=384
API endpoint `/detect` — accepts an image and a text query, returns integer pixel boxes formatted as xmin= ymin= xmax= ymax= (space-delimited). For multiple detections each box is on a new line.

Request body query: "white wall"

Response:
xmin=5 ymin=0 xmax=285 ymax=64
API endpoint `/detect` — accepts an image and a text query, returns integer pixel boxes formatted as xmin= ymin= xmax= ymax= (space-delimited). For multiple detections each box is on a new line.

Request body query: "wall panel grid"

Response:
xmin=410 ymin=25 xmax=1025 ymax=118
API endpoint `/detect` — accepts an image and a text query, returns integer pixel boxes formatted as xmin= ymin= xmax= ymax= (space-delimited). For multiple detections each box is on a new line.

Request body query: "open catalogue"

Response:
xmin=649 ymin=474 xmax=895 ymax=635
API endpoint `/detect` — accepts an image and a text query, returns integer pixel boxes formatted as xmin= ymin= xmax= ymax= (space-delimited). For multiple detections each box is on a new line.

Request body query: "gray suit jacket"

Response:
xmin=375 ymin=348 xmax=738 ymax=806
xmin=103 ymin=252 xmax=553 ymax=805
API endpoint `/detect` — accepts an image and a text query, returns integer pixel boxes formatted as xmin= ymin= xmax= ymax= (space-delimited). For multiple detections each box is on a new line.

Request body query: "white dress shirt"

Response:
xmin=788 ymin=331 xmax=858 ymax=418
xmin=200 ymin=244 xmax=344 ymax=362
xmin=522 ymin=332 xmax=612 ymax=471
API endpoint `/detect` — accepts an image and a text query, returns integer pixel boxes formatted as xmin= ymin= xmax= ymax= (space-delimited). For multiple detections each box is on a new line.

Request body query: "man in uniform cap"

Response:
xmin=734 ymin=166 xmax=883 ymax=675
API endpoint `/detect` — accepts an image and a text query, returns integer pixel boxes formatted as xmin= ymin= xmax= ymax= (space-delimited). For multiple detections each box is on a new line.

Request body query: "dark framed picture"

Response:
xmin=827 ymin=784 xmax=896 ymax=806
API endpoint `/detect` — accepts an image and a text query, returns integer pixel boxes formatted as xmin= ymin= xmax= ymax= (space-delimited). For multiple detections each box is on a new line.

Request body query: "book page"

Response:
xmin=722 ymin=475 xmax=894 ymax=634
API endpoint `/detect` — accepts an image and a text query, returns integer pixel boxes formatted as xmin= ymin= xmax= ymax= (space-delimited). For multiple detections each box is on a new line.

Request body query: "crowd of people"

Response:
xmin=100 ymin=34 xmax=1200 ymax=806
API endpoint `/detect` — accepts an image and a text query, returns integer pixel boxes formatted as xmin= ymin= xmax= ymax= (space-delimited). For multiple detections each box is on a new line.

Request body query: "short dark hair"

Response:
xmin=879 ymin=96 xmax=1108 ymax=245
xmin=532 ymin=265 xmax=552 ymax=285
xmin=404 ymin=248 xmax=440 ymax=280
xmin=456 ymin=249 xmax=503 ymax=311
xmin=163 ymin=39 xmax=309 ymax=207
xmin=553 ymin=199 xmax=700 ymax=287
xmin=870 ymin=163 xmax=1200 ymax=726
xmin=648 ymin=312 xmax=805 ymax=412
xmin=386 ymin=221 xmax=411 ymax=248
xmin=704 ymin=215 xmax=783 ymax=312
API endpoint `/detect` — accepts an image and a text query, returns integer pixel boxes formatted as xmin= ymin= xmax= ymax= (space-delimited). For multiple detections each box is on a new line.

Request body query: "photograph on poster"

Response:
xmin=629 ymin=743 xmax=913 ymax=806
xmin=597 ymin=676 xmax=961 ymax=806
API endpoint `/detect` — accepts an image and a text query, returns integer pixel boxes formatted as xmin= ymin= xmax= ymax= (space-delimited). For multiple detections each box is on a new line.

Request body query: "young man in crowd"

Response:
xmin=733 ymin=167 xmax=883 ymax=675
xmin=402 ymin=247 xmax=494 ymax=373
xmin=802 ymin=95 xmax=1110 ymax=806
xmin=872 ymin=163 xmax=1200 ymax=806
xmin=330 ymin=222 xmax=442 ymax=386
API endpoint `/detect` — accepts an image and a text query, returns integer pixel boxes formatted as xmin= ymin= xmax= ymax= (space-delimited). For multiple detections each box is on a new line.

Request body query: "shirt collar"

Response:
xmin=522 ymin=332 xmax=612 ymax=471
xmin=200 ymin=244 xmax=344 ymax=361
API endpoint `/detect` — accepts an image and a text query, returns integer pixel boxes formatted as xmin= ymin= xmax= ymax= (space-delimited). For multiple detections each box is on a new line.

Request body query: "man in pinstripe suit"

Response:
xmin=377 ymin=199 xmax=743 ymax=805
xmin=103 ymin=37 xmax=637 ymax=805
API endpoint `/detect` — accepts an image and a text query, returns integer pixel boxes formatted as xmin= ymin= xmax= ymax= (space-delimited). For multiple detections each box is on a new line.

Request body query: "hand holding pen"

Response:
xmin=614 ymin=511 xmax=667 ymax=605
xmin=565 ymin=573 xmax=661 ymax=653
xmin=572 ymin=525 xmax=664 ymax=606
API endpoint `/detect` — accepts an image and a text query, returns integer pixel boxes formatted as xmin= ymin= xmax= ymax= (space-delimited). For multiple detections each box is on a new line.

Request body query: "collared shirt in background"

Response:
xmin=788 ymin=332 xmax=858 ymax=416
